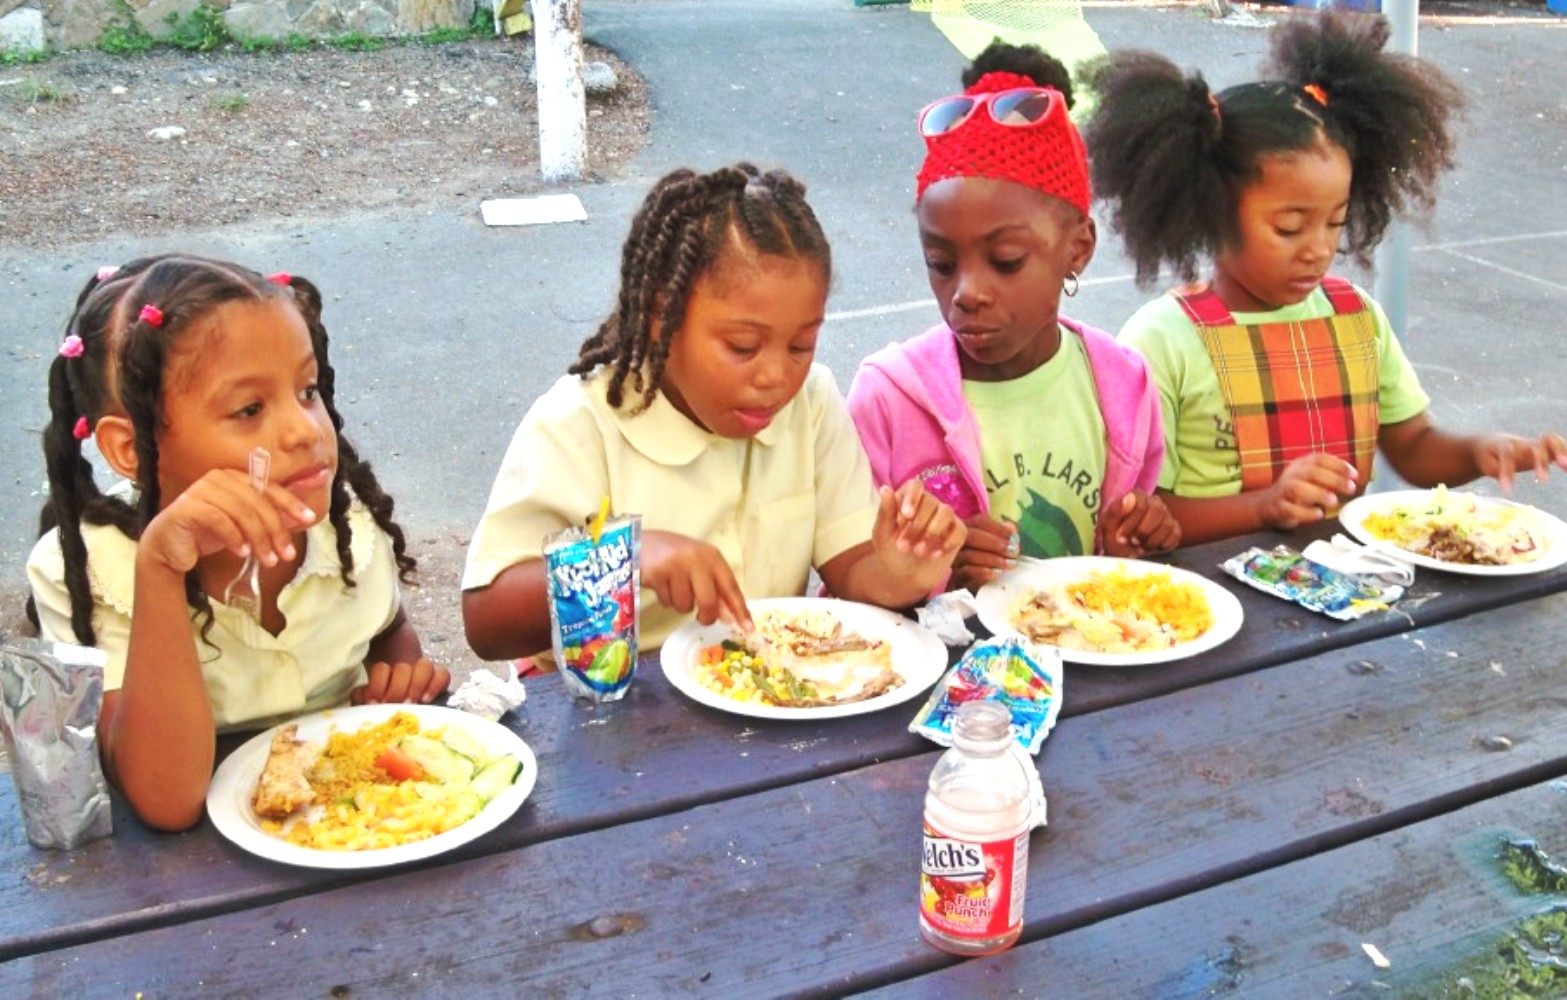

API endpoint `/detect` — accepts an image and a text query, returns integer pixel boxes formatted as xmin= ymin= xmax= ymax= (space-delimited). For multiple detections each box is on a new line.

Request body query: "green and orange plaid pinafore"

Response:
xmin=1174 ymin=276 xmax=1380 ymax=491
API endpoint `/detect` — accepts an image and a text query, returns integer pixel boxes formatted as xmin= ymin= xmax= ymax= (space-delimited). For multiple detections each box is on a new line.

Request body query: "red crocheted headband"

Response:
xmin=916 ymin=71 xmax=1091 ymax=216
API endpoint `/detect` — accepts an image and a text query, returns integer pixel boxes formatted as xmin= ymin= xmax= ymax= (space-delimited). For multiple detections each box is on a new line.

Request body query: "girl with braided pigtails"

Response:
xmin=26 ymin=255 xmax=448 ymax=831
xmin=462 ymin=163 xmax=965 ymax=666
xmin=1085 ymin=11 xmax=1567 ymax=546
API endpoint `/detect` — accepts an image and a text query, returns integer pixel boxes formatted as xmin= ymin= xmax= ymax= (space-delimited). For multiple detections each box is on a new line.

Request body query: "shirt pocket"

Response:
xmin=748 ymin=490 xmax=817 ymax=589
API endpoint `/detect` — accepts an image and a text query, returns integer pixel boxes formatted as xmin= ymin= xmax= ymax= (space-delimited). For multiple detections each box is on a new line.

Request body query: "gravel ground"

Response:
xmin=0 ymin=35 xmax=650 ymax=251
xmin=0 ymin=34 xmax=652 ymax=707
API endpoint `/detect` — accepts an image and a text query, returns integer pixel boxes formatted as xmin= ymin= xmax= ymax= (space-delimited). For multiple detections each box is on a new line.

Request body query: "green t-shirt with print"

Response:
xmin=962 ymin=331 xmax=1106 ymax=558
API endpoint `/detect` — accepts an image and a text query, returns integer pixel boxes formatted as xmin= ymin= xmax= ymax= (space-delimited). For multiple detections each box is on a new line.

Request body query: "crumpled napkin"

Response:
xmin=1017 ymin=744 xmax=1049 ymax=829
xmin=1303 ymin=533 xmax=1417 ymax=587
xmin=917 ymin=590 xmax=979 ymax=645
xmin=447 ymin=669 xmax=527 ymax=722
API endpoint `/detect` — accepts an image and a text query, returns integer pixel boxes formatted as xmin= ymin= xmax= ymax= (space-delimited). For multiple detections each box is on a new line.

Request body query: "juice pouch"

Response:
xmin=910 ymin=637 xmax=1064 ymax=756
xmin=543 ymin=514 xmax=641 ymax=702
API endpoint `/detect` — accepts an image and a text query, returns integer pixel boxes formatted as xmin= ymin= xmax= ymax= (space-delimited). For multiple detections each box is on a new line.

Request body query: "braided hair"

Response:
xmin=1083 ymin=10 xmax=1464 ymax=286
xmin=569 ymin=162 xmax=832 ymax=411
xmin=30 ymin=255 xmax=416 ymax=646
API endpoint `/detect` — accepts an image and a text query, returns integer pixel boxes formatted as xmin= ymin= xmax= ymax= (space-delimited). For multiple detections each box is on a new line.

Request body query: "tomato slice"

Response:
xmin=375 ymin=747 xmax=424 ymax=782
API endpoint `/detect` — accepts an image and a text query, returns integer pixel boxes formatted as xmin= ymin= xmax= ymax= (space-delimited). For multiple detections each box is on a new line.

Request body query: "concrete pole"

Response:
xmin=531 ymin=0 xmax=586 ymax=182
xmin=1373 ymin=0 xmax=1419 ymax=339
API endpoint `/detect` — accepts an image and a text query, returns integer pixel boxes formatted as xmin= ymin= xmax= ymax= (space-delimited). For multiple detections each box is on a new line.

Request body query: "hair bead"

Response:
xmin=139 ymin=304 xmax=164 ymax=327
xmin=59 ymin=335 xmax=84 ymax=359
xmin=72 ymin=416 xmax=91 ymax=441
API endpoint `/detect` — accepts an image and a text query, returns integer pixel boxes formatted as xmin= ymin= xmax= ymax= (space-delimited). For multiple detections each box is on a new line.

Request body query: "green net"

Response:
xmin=910 ymin=0 xmax=1107 ymax=118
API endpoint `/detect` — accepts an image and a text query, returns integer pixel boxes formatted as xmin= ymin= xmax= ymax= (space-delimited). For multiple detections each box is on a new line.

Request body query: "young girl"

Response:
xmin=26 ymin=255 xmax=449 ymax=831
xmin=1086 ymin=12 xmax=1567 ymax=545
xmin=847 ymin=42 xmax=1178 ymax=594
xmin=462 ymin=163 xmax=966 ymax=662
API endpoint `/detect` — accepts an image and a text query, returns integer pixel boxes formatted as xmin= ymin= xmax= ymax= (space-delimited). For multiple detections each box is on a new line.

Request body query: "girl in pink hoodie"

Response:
xmin=848 ymin=43 xmax=1177 ymax=592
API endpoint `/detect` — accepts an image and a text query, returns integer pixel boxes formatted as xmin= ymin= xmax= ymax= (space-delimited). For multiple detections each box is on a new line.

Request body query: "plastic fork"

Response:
xmin=222 ymin=447 xmax=271 ymax=621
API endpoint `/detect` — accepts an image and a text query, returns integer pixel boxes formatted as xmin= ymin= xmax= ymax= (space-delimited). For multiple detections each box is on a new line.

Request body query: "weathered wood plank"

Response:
xmin=5 ymin=593 xmax=1567 ymax=995
xmin=858 ymin=778 xmax=1567 ymax=999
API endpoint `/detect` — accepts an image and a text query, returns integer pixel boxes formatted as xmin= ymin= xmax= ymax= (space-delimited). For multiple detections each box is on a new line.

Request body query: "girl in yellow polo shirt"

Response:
xmin=26 ymin=255 xmax=447 ymax=831
xmin=463 ymin=163 xmax=966 ymax=663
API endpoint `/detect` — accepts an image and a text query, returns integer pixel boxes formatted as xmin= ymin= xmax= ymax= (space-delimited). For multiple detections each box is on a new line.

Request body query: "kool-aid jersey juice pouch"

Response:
xmin=543 ymin=514 xmax=641 ymax=702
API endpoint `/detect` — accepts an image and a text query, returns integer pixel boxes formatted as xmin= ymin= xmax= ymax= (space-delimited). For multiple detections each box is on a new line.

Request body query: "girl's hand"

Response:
xmin=1475 ymin=433 xmax=1567 ymax=491
xmin=138 ymin=469 xmax=316 ymax=578
xmin=641 ymin=530 xmax=752 ymax=632
xmin=949 ymin=514 xmax=1017 ymax=593
xmin=872 ymin=481 xmax=966 ymax=588
xmin=1100 ymin=491 xmax=1181 ymax=558
xmin=352 ymin=658 xmax=450 ymax=705
xmin=1259 ymin=454 xmax=1358 ymax=530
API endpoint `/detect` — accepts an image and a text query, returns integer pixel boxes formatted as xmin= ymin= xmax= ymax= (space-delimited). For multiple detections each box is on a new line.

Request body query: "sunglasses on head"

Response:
xmin=918 ymin=87 xmax=1064 ymax=138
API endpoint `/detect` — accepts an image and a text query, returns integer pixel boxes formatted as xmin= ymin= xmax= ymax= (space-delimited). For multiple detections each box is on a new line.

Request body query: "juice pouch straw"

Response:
xmin=543 ymin=513 xmax=642 ymax=702
xmin=0 ymin=637 xmax=114 ymax=850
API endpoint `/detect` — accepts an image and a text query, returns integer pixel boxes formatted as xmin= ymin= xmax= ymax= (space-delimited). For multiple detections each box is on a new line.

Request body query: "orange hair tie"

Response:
xmin=1302 ymin=83 xmax=1328 ymax=107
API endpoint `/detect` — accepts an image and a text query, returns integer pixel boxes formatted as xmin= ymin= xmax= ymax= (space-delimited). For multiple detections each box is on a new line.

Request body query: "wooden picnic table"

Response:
xmin=4 ymin=523 xmax=1567 ymax=997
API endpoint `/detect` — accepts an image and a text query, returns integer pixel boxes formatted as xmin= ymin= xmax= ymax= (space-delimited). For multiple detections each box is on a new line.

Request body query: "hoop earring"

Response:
xmin=1063 ymin=271 xmax=1079 ymax=298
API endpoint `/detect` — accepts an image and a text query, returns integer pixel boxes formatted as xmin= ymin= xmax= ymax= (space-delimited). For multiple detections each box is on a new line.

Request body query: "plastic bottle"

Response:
xmin=919 ymin=700 xmax=1034 ymax=955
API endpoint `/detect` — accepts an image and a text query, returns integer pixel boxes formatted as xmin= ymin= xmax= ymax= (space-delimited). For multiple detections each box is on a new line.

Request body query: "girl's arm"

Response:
xmin=1161 ymin=453 xmax=1358 ymax=546
xmin=105 ymin=470 xmax=314 ymax=832
xmin=1378 ymin=413 xmax=1567 ymax=490
xmin=463 ymin=560 xmax=552 ymax=662
xmin=101 ymin=546 xmax=219 ymax=832
xmin=355 ymin=608 xmax=450 ymax=705
xmin=819 ymin=482 xmax=965 ymax=609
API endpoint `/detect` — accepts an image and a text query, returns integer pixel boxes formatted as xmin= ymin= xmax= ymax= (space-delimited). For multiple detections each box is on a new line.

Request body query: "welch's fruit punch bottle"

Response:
xmin=919 ymin=700 xmax=1033 ymax=955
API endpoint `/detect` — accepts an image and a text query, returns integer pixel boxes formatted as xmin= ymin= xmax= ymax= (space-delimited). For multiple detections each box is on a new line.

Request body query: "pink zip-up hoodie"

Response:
xmin=846 ymin=317 xmax=1164 ymax=554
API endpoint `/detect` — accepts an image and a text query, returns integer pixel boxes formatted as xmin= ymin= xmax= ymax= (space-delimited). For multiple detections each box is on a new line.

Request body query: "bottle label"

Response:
xmin=920 ymin=821 xmax=1028 ymax=941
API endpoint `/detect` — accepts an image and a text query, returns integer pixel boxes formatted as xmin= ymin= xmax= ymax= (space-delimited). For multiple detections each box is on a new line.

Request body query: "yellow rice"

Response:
xmin=1066 ymin=567 xmax=1213 ymax=642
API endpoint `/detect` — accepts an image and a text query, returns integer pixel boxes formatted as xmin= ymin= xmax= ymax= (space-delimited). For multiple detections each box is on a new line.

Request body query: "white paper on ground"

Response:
xmin=480 ymin=194 xmax=587 ymax=227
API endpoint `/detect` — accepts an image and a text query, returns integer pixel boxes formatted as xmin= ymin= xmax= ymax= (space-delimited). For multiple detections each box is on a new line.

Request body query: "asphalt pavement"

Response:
xmin=3 ymin=0 xmax=1566 ymax=614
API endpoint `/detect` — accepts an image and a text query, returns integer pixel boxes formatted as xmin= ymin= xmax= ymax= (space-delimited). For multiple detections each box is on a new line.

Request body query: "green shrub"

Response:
xmin=168 ymin=5 xmax=232 ymax=52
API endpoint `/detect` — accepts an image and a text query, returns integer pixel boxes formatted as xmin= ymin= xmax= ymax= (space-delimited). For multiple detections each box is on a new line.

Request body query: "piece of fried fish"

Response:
xmin=251 ymin=724 xmax=319 ymax=819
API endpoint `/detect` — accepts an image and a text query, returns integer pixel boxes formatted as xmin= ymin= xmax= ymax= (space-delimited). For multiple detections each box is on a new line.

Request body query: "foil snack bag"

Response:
xmin=543 ymin=514 xmax=641 ymax=702
xmin=0 ymin=638 xmax=114 ymax=850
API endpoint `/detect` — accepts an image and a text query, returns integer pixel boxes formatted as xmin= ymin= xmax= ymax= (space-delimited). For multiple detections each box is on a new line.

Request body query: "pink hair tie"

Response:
xmin=96 ymin=265 xmax=119 ymax=282
xmin=139 ymin=304 xmax=164 ymax=328
xmin=267 ymin=272 xmax=292 ymax=286
xmin=72 ymin=416 xmax=91 ymax=441
xmin=58 ymin=335 xmax=85 ymax=359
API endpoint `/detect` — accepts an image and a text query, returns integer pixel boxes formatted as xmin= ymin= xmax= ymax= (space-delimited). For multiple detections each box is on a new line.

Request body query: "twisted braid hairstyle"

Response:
xmin=1083 ymin=10 xmax=1464 ymax=286
xmin=569 ymin=162 xmax=833 ymax=411
xmin=30 ymin=255 xmax=415 ymax=646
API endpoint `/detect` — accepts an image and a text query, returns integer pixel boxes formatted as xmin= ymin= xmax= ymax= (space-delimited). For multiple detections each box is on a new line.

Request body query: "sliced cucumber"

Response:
xmin=445 ymin=791 xmax=484 ymax=825
xmin=396 ymin=733 xmax=475 ymax=788
xmin=438 ymin=724 xmax=490 ymax=764
xmin=471 ymin=755 xmax=522 ymax=802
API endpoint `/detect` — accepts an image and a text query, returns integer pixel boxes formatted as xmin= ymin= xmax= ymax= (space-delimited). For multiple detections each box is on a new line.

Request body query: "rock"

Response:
xmin=147 ymin=125 xmax=187 ymax=140
xmin=0 ymin=7 xmax=44 ymax=56
xmin=583 ymin=60 xmax=618 ymax=96
xmin=225 ymin=1 xmax=293 ymax=41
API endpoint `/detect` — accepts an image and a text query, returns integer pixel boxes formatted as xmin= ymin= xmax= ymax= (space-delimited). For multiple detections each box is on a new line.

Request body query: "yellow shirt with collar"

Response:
xmin=27 ymin=501 xmax=402 ymax=733
xmin=463 ymin=364 xmax=880 ymax=651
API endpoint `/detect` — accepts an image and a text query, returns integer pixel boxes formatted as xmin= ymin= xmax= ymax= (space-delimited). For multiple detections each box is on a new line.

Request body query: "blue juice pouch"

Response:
xmin=1222 ymin=545 xmax=1404 ymax=621
xmin=909 ymin=637 xmax=1064 ymax=756
xmin=543 ymin=514 xmax=641 ymax=702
